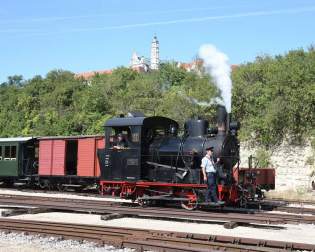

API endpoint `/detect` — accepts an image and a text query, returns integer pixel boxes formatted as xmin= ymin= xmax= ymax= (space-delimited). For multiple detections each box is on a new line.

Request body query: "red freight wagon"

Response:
xmin=77 ymin=137 xmax=104 ymax=177
xmin=38 ymin=135 xmax=104 ymax=190
xmin=233 ymin=167 xmax=275 ymax=191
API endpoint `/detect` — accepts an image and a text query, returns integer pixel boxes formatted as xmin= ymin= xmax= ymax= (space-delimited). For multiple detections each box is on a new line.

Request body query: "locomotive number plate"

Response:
xmin=127 ymin=158 xmax=138 ymax=166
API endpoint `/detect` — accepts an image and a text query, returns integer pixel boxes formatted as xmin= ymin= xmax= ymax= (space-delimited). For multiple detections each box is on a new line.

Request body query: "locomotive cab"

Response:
xmin=103 ymin=118 xmax=142 ymax=181
xmin=102 ymin=116 xmax=178 ymax=182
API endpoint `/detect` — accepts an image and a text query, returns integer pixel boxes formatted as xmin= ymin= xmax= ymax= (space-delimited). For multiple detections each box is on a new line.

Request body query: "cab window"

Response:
xmin=154 ymin=127 xmax=166 ymax=137
xmin=109 ymin=127 xmax=132 ymax=147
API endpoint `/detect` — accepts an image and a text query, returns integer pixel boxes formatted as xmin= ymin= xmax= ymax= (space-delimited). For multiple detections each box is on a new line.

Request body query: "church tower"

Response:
xmin=150 ymin=36 xmax=160 ymax=70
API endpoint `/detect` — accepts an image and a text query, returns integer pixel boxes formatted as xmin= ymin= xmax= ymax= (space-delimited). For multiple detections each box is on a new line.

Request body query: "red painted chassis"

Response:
xmin=99 ymin=180 xmax=239 ymax=208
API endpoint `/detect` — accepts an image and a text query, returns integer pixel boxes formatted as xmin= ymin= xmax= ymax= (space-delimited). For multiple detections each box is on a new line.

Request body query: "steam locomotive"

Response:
xmin=99 ymin=106 xmax=244 ymax=209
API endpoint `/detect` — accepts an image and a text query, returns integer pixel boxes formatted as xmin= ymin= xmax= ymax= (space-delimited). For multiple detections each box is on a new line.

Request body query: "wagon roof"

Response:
xmin=38 ymin=135 xmax=103 ymax=140
xmin=0 ymin=137 xmax=34 ymax=143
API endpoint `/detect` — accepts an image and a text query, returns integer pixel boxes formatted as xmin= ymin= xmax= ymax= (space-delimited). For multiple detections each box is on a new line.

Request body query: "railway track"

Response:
xmin=0 ymin=194 xmax=314 ymax=225
xmin=260 ymin=198 xmax=315 ymax=214
xmin=5 ymin=187 xmax=315 ymax=211
xmin=267 ymin=198 xmax=315 ymax=206
xmin=274 ymin=205 xmax=315 ymax=215
xmin=0 ymin=218 xmax=314 ymax=252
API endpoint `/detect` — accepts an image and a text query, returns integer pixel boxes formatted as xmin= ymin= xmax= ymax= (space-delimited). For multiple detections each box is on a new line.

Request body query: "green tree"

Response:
xmin=232 ymin=48 xmax=315 ymax=147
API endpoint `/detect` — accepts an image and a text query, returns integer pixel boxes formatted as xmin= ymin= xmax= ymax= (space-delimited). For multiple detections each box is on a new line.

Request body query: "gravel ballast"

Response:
xmin=0 ymin=232 xmax=134 ymax=252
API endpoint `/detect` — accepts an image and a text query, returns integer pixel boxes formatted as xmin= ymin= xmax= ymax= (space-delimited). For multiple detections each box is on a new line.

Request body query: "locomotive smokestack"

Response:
xmin=217 ymin=105 xmax=227 ymax=132
xmin=185 ymin=119 xmax=209 ymax=137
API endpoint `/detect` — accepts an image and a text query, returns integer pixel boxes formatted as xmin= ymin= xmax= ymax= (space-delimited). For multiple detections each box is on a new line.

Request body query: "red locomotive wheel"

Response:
xmin=181 ymin=190 xmax=198 ymax=210
xmin=138 ymin=198 xmax=150 ymax=207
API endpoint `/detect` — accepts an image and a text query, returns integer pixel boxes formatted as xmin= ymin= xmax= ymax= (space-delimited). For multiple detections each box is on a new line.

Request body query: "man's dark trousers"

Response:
xmin=205 ymin=172 xmax=218 ymax=202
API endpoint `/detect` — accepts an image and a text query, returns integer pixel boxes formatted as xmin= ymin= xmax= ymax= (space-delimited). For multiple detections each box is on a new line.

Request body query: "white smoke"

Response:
xmin=190 ymin=97 xmax=224 ymax=107
xmin=179 ymin=90 xmax=225 ymax=108
xmin=199 ymin=44 xmax=232 ymax=113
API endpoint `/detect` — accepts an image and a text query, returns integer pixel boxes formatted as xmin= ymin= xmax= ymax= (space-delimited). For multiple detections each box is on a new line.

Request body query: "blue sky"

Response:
xmin=1 ymin=0 xmax=315 ymax=82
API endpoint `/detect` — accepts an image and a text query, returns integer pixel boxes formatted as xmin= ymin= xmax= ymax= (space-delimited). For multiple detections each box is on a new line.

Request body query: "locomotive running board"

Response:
xmin=146 ymin=161 xmax=186 ymax=172
xmin=199 ymin=201 xmax=225 ymax=207
xmin=137 ymin=195 xmax=191 ymax=201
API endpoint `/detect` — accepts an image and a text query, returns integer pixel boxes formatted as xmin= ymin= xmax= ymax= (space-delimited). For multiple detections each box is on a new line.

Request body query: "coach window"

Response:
xmin=0 ymin=146 xmax=2 ymax=160
xmin=3 ymin=146 xmax=16 ymax=161
xmin=11 ymin=146 xmax=17 ymax=160
xmin=4 ymin=146 xmax=10 ymax=160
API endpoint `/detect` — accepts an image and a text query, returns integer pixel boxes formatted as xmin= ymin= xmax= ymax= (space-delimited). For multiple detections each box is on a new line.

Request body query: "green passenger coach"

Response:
xmin=0 ymin=137 xmax=37 ymax=184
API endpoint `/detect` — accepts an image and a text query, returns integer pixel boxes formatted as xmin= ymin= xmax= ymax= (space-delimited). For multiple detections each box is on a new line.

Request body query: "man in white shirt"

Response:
xmin=113 ymin=133 xmax=128 ymax=150
xmin=201 ymin=146 xmax=218 ymax=203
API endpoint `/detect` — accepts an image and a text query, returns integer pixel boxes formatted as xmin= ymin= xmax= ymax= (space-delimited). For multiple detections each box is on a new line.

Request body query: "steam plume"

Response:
xmin=199 ymin=44 xmax=232 ymax=113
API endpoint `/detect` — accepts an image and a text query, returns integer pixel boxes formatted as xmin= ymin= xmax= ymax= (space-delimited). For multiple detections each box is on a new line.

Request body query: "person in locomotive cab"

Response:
xmin=201 ymin=146 xmax=220 ymax=203
xmin=113 ymin=133 xmax=128 ymax=150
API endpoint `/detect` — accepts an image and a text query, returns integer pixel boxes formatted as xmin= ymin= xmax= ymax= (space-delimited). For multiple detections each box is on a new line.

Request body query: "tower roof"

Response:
xmin=152 ymin=35 xmax=159 ymax=43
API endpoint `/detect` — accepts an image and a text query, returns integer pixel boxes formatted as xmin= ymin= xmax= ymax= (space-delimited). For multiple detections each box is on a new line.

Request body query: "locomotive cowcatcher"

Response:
xmin=99 ymin=106 xmax=242 ymax=209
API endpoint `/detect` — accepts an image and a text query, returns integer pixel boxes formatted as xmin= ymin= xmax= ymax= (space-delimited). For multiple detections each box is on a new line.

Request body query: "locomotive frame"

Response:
xmin=99 ymin=109 xmax=242 ymax=210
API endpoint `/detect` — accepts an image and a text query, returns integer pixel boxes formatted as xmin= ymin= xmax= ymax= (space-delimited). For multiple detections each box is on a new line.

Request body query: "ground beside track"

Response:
xmin=266 ymin=190 xmax=315 ymax=202
xmin=0 ymin=208 xmax=314 ymax=246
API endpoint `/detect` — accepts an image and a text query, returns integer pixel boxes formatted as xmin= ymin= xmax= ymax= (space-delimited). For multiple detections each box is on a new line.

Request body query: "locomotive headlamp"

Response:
xmin=170 ymin=125 xmax=178 ymax=136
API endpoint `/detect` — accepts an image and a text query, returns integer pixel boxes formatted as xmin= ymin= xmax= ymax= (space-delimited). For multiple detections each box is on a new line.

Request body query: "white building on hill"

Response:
xmin=150 ymin=36 xmax=160 ymax=70
xmin=130 ymin=36 xmax=160 ymax=72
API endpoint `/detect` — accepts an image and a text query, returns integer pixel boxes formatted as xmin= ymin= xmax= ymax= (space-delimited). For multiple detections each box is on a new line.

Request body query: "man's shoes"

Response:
xmin=204 ymin=200 xmax=225 ymax=205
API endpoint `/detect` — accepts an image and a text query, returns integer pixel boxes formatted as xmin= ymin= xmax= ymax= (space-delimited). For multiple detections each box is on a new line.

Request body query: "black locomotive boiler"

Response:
xmin=99 ymin=106 xmax=241 ymax=209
